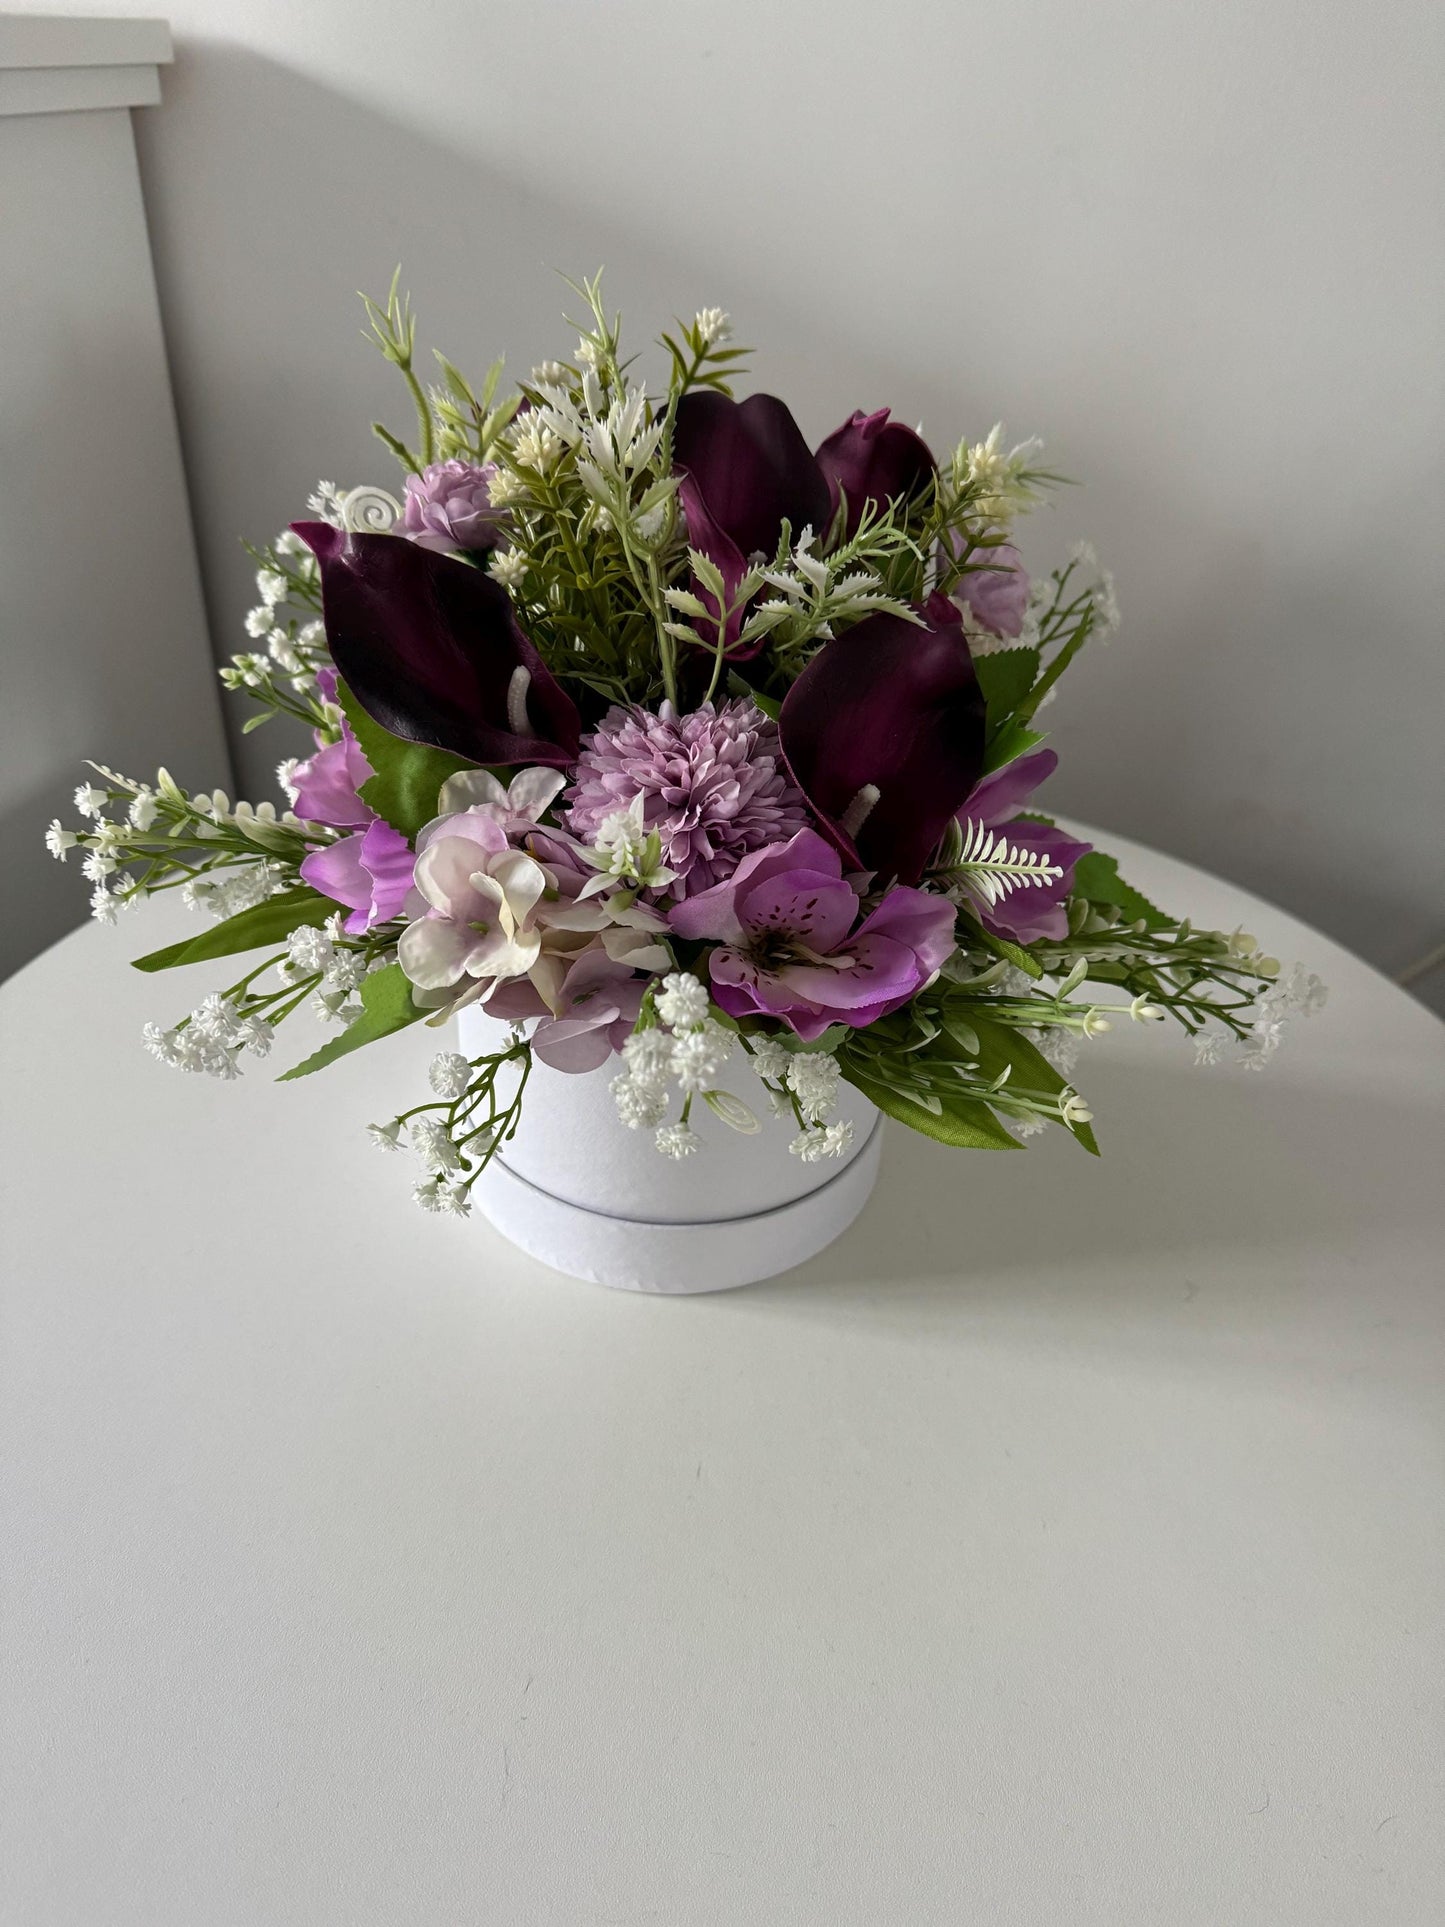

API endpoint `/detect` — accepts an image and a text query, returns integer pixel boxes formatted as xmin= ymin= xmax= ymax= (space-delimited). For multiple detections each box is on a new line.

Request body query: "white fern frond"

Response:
xmin=945 ymin=819 xmax=1065 ymax=911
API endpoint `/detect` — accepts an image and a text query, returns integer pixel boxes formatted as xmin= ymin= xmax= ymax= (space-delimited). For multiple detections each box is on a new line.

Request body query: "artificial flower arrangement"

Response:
xmin=49 ymin=275 xmax=1325 ymax=1224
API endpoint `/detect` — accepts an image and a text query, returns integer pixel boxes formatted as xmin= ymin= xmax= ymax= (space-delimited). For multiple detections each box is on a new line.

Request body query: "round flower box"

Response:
xmin=458 ymin=1008 xmax=882 ymax=1293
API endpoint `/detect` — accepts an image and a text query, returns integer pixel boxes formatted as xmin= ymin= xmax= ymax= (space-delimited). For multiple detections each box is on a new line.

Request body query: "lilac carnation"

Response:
xmin=400 ymin=459 xmax=505 ymax=554
xmin=563 ymin=699 xmax=810 ymax=897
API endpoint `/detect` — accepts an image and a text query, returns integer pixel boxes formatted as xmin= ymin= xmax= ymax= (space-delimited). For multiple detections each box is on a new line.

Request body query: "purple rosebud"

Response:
xmin=400 ymin=459 xmax=505 ymax=554
xmin=814 ymin=408 xmax=935 ymax=540
xmin=950 ymin=540 xmax=1029 ymax=640
xmin=669 ymin=829 xmax=956 ymax=1041
xmin=294 ymin=525 xmax=580 ymax=769
xmin=778 ymin=594 xmax=987 ymax=885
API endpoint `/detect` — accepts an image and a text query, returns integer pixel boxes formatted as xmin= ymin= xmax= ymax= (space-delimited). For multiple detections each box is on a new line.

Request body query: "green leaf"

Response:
xmin=726 ymin=671 xmax=781 ymax=720
xmin=942 ymin=1014 xmax=981 ymax=1057
xmin=975 ymin=646 xmax=1039 ymax=725
xmin=337 ymin=680 xmax=474 ymax=838
xmin=277 ymin=962 xmax=424 ymax=1081
xmin=982 ymin=716 xmax=1045 ymax=774
xmin=1072 ymin=851 xmax=1171 ymax=931
xmin=130 ymin=887 xmax=337 ymax=973
xmin=793 ymin=1025 xmax=847 ymax=1055
xmin=842 ymin=1064 xmax=1022 ymax=1149
xmin=957 ymin=912 xmax=1044 ymax=977
xmin=967 ymin=1014 xmax=1100 ymax=1155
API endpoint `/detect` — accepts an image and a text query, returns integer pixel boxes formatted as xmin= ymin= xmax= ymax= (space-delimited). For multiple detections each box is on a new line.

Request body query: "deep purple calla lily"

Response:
xmin=673 ymin=392 xmax=832 ymax=561
xmin=814 ymin=408 xmax=935 ymax=540
xmin=778 ymin=593 xmax=987 ymax=885
xmin=294 ymin=523 xmax=580 ymax=769
xmin=671 ymin=392 xmax=833 ymax=657
xmin=671 ymin=394 xmax=936 ymax=658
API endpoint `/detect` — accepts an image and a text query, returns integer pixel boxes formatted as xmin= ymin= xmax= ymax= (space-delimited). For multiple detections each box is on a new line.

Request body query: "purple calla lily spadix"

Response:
xmin=52 ymin=274 xmax=1321 ymax=1235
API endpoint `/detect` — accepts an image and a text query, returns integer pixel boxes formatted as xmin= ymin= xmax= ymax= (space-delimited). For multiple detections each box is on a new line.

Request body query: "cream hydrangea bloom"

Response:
xmin=398 ymin=801 xmax=668 ymax=1020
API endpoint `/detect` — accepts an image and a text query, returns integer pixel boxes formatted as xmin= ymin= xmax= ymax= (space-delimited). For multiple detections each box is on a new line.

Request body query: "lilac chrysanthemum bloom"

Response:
xmin=563 ymin=699 xmax=810 ymax=898
xmin=400 ymin=459 xmax=505 ymax=553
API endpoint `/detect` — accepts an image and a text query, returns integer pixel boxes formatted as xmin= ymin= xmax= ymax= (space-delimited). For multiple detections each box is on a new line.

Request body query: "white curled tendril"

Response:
xmin=341 ymin=485 xmax=403 ymax=535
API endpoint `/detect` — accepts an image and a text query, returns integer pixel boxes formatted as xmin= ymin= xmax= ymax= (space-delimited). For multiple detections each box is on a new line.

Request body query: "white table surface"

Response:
xmin=3 ymin=827 xmax=1443 ymax=1926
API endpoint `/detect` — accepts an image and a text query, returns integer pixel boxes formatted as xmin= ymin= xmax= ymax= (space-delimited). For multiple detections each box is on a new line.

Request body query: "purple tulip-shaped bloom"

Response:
xmin=671 ymin=391 xmax=833 ymax=657
xmin=288 ymin=678 xmax=417 ymax=933
xmin=295 ymin=524 xmax=580 ymax=768
xmin=400 ymin=459 xmax=505 ymax=554
xmin=814 ymin=408 xmax=935 ymax=541
xmin=300 ymin=818 xmax=419 ymax=935
xmin=955 ymin=748 xmax=1092 ymax=944
xmin=671 ymin=394 xmax=935 ymax=658
xmin=949 ymin=539 xmax=1030 ymax=641
xmin=669 ymin=829 xmax=956 ymax=1041
xmin=779 ymin=593 xmax=986 ymax=886
xmin=289 ymin=715 xmax=373 ymax=831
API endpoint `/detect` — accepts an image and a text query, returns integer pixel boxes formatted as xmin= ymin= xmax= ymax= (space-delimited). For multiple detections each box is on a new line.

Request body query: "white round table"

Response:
xmin=3 ymin=828 xmax=1442 ymax=1925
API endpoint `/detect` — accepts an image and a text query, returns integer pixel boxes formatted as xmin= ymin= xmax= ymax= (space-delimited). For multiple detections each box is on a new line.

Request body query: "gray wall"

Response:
xmin=38 ymin=0 xmax=1445 ymax=1008
xmin=1 ymin=40 xmax=228 ymax=980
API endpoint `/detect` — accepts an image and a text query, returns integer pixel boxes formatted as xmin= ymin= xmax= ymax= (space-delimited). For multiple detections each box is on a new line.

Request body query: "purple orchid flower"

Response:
xmin=669 ymin=828 xmax=957 ymax=1041
xmin=778 ymin=593 xmax=986 ymax=886
xmin=294 ymin=524 xmax=580 ymax=768
xmin=815 ymin=408 xmax=935 ymax=541
xmin=956 ymin=747 xmax=1092 ymax=944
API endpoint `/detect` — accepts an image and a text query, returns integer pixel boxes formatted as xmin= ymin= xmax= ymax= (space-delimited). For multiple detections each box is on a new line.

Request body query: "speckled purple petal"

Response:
xmin=735 ymin=869 xmax=859 ymax=954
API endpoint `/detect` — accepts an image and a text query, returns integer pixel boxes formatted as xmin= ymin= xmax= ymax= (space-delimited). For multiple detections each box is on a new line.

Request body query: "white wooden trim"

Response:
xmin=0 ymin=14 xmax=171 ymax=118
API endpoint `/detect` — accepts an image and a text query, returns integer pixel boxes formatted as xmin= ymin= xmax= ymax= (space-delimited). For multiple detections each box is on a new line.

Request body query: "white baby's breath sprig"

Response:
xmin=785 ymin=1050 xmax=842 ymax=1125
xmin=789 ymin=1120 xmax=854 ymax=1163
xmin=654 ymin=972 xmax=710 ymax=1032
xmin=655 ymin=1121 xmax=700 ymax=1159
